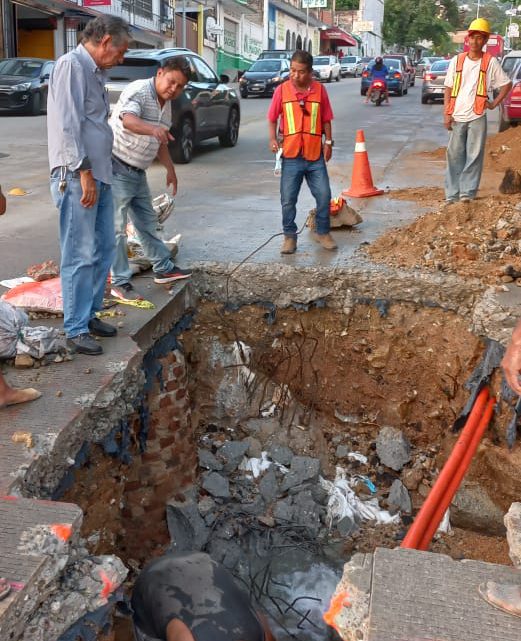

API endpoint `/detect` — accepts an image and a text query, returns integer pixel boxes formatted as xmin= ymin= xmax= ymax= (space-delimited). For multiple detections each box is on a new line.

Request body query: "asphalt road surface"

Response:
xmin=0 ymin=77 xmax=500 ymax=278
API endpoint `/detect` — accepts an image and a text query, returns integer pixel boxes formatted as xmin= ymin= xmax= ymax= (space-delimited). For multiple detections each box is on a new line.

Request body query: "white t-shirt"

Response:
xmin=444 ymin=54 xmax=510 ymax=122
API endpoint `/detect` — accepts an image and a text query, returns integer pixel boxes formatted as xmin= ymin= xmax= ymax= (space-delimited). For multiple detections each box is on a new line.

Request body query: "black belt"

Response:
xmin=112 ymin=155 xmax=144 ymax=174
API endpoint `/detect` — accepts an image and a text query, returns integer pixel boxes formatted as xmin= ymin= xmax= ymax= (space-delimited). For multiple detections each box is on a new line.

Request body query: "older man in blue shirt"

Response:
xmin=47 ymin=16 xmax=130 ymax=355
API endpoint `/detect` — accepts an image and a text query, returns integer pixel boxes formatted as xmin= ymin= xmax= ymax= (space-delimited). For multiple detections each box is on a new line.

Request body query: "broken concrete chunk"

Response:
xmin=242 ymin=436 xmax=262 ymax=458
xmin=273 ymin=497 xmax=294 ymax=524
xmin=336 ymin=444 xmax=350 ymax=458
xmin=280 ymin=455 xmax=320 ymax=492
xmin=217 ymin=440 xmax=250 ymax=472
xmin=401 ymin=465 xmax=424 ymax=491
xmin=451 ymin=481 xmax=506 ymax=535
xmin=198 ymin=448 xmax=223 ymax=471
xmin=268 ymin=443 xmax=294 ymax=466
xmin=167 ymin=494 xmax=209 ymax=551
xmin=376 ymin=426 xmax=411 ymax=471
xmin=505 ymin=502 xmax=521 ymax=568
xmin=337 ymin=514 xmax=357 ymax=537
xmin=201 ymin=471 xmax=231 ymax=499
xmin=388 ymin=479 xmax=412 ymax=514
xmin=15 ymin=353 xmax=35 ymax=368
xmin=259 ymin=466 xmax=279 ymax=502
xmin=197 ymin=496 xmax=216 ymax=517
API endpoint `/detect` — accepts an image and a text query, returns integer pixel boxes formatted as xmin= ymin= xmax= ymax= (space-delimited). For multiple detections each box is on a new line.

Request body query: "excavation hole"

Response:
xmin=61 ymin=299 xmax=521 ymax=641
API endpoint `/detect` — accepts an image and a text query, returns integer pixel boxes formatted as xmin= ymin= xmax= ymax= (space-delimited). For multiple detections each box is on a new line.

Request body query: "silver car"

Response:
xmin=340 ymin=55 xmax=363 ymax=77
xmin=416 ymin=56 xmax=443 ymax=77
xmin=313 ymin=55 xmax=341 ymax=83
xmin=421 ymin=59 xmax=450 ymax=104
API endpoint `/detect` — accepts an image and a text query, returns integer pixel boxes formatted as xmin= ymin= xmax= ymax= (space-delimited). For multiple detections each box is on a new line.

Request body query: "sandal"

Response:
xmin=478 ymin=581 xmax=521 ymax=618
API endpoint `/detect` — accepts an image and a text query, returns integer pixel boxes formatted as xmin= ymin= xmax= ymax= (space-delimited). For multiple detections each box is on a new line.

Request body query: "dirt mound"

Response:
xmin=364 ymin=195 xmax=521 ymax=283
xmin=418 ymin=125 xmax=521 ymax=174
xmin=388 ymin=187 xmax=445 ymax=204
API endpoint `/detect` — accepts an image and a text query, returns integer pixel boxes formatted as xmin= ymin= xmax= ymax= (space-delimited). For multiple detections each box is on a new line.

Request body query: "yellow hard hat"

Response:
xmin=7 ymin=187 xmax=28 ymax=196
xmin=468 ymin=18 xmax=491 ymax=35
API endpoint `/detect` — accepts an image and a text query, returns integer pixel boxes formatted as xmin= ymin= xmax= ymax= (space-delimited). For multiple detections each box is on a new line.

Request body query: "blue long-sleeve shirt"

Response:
xmin=371 ymin=65 xmax=388 ymax=80
xmin=47 ymin=44 xmax=113 ymax=184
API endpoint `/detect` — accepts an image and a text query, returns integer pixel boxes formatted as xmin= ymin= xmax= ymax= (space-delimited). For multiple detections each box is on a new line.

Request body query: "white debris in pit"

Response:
xmin=21 ymin=555 xmax=128 ymax=641
xmin=238 ymin=451 xmax=272 ymax=478
xmin=435 ymin=508 xmax=452 ymax=535
xmin=238 ymin=452 xmax=290 ymax=479
xmin=347 ymin=452 xmax=368 ymax=464
xmin=321 ymin=466 xmax=400 ymax=528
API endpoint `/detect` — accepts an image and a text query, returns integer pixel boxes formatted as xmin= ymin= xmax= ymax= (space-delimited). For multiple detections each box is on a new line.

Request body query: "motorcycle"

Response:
xmin=369 ymin=78 xmax=387 ymax=106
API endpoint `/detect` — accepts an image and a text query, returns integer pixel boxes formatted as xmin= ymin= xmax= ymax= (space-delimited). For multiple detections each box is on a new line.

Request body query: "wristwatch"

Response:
xmin=324 ymin=140 xmax=334 ymax=146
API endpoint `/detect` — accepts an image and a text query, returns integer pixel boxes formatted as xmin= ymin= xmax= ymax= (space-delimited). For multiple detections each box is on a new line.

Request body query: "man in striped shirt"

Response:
xmin=110 ymin=56 xmax=192 ymax=299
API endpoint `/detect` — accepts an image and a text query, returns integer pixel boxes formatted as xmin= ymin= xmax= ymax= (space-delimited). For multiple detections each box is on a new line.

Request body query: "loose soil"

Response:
xmin=366 ymin=126 xmax=521 ymax=284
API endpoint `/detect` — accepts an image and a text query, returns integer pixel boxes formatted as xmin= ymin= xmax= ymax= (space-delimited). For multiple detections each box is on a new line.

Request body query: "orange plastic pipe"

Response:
xmin=400 ymin=386 xmax=490 ymax=549
xmin=417 ymin=395 xmax=495 ymax=550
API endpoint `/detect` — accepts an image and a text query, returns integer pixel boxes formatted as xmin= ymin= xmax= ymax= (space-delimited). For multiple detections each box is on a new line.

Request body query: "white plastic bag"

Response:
xmin=0 ymin=299 xmax=28 ymax=358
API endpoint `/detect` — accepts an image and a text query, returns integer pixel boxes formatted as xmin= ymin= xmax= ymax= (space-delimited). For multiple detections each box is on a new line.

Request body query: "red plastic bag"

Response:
xmin=1 ymin=277 xmax=63 ymax=313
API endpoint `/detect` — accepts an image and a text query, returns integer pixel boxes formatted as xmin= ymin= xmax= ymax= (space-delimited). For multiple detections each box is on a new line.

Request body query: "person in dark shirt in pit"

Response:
xmin=131 ymin=551 xmax=276 ymax=641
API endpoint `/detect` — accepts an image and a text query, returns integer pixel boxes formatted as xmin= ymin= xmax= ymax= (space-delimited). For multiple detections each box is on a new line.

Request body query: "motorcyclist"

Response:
xmin=365 ymin=56 xmax=389 ymax=104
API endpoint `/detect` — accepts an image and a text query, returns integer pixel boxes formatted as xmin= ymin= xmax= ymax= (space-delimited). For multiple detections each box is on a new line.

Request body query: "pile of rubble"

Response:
xmin=364 ymin=196 xmax=521 ymax=284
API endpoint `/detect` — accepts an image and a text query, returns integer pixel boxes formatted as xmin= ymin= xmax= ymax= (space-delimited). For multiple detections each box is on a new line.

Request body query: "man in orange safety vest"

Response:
xmin=443 ymin=18 xmax=511 ymax=204
xmin=268 ymin=50 xmax=337 ymax=255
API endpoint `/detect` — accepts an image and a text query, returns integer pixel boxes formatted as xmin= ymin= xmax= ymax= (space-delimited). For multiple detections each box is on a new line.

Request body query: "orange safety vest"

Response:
xmin=445 ymin=52 xmax=492 ymax=116
xmin=281 ymin=81 xmax=323 ymax=161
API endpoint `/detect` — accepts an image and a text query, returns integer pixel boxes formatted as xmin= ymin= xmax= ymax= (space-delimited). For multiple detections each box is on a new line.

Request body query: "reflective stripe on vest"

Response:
xmin=281 ymin=81 xmax=323 ymax=161
xmin=446 ymin=52 xmax=492 ymax=116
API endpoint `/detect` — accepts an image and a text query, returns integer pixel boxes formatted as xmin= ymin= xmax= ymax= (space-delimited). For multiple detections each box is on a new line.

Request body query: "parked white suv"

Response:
xmin=340 ymin=55 xmax=363 ymax=77
xmin=502 ymin=50 xmax=521 ymax=75
xmin=313 ymin=55 xmax=341 ymax=82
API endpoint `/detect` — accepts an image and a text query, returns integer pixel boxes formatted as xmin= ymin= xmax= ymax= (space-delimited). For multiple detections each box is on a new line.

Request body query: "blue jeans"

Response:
xmin=50 ymin=170 xmax=115 ymax=338
xmin=111 ymin=167 xmax=175 ymax=286
xmin=280 ymin=155 xmax=331 ymax=238
xmin=445 ymin=116 xmax=487 ymax=201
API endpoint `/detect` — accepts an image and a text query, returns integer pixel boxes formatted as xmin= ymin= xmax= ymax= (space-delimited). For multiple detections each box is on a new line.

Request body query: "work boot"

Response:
xmin=280 ymin=236 xmax=297 ymax=254
xmin=313 ymin=232 xmax=337 ymax=250
xmin=67 ymin=333 xmax=103 ymax=356
xmin=88 ymin=317 xmax=117 ymax=337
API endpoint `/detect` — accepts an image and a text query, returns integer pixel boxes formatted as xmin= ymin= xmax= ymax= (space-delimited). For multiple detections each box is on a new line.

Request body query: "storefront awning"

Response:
xmin=321 ymin=28 xmax=357 ymax=47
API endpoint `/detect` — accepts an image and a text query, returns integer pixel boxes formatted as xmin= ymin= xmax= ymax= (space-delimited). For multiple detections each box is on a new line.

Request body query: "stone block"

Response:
xmin=166 ymin=494 xmax=209 ymax=551
xmin=505 ymin=502 xmax=521 ymax=568
xmin=376 ymin=426 xmax=411 ymax=471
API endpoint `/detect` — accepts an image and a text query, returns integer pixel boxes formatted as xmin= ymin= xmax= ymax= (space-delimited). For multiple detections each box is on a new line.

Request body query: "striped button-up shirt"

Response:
xmin=110 ymin=78 xmax=172 ymax=170
xmin=47 ymin=44 xmax=113 ymax=184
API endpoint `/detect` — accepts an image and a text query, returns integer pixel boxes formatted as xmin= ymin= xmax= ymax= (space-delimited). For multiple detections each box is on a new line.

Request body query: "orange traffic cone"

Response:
xmin=342 ymin=130 xmax=384 ymax=198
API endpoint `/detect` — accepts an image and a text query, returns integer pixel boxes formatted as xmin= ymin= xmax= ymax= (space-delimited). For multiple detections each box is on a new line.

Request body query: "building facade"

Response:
xmin=0 ymin=0 xmax=373 ymax=76
xmin=0 ymin=0 xmax=173 ymax=59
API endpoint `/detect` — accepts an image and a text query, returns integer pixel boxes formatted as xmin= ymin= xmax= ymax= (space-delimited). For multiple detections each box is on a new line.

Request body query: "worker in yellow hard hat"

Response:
xmin=442 ymin=18 xmax=512 ymax=204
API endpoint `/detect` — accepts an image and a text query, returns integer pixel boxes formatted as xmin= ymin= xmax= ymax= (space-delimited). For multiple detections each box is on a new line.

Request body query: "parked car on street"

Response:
xmin=340 ymin=55 xmax=364 ymax=77
xmin=257 ymin=50 xmax=293 ymax=60
xmin=0 ymin=57 xmax=54 ymax=115
xmin=239 ymin=58 xmax=290 ymax=98
xmin=502 ymin=50 xmax=521 ymax=75
xmin=421 ymin=58 xmax=450 ymax=104
xmin=105 ymin=48 xmax=240 ymax=164
xmin=498 ymin=59 xmax=521 ymax=132
xmin=313 ymin=55 xmax=341 ymax=82
xmin=361 ymin=58 xmax=409 ymax=96
xmin=415 ymin=56 xmax=443 ymax=77
xmin=383 ymin=54 xmax=415 ymax=86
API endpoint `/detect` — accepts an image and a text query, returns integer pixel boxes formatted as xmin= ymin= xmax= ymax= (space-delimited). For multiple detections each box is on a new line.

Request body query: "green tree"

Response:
xmin=383 ymin=0 xmax=454 ymax=51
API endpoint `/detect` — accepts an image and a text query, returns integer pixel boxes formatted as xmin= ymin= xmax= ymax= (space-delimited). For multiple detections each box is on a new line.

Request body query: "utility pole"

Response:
xmin=182 ymin=0 xmax=186 ymax=48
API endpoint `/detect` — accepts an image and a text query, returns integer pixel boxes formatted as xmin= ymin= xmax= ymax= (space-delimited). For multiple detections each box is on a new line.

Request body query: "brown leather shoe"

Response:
xmin=281 ymin=236 xmax=297 ymax=254
xmin=313 ymin=232 xmax=337 ymax=250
